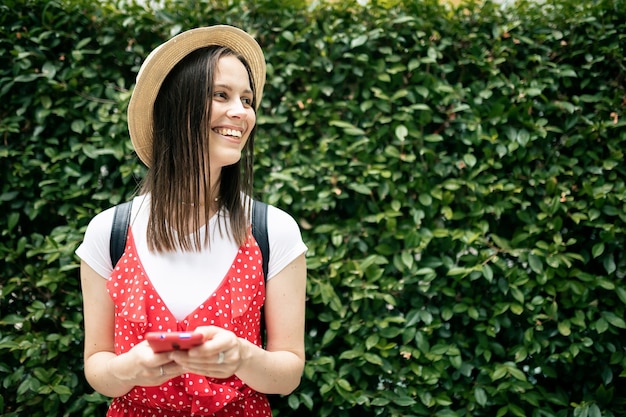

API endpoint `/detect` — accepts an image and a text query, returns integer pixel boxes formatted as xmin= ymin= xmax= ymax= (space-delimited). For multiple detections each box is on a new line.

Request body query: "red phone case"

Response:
xmin=146 ymin=332 xmax=203 ymax=353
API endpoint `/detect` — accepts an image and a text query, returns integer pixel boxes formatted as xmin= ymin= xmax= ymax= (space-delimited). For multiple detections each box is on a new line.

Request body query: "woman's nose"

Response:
xmin=226 ymin=99 xmax=247 ymax=118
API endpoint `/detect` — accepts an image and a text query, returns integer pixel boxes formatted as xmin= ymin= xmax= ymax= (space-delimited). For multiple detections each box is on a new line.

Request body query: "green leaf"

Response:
xmin=329 ymin=120 xmax=365 ymax=135
xmin=42 ymin=61 xmax=57 ymax=79
xmin=482 ymin=264 xmax=494 ymax=282
xmin=616 ymin=287 xmax=626 ymax=305
xmin=603 ymin=254 xmax=616 ymax=274
xmin=365 ymin=334 xmax=379 ymax=350
xmin=348 ymin=183 xmax=371 ymax=195
xmin=463 ymin=153 xmax=477 ymax=168
xmin=350 ymin=34 xmax=368 ymax=48
xmin=363 ymin=353 xmax=383 ymax=366
xmin=591 ymin=242 xmax=605 ymax=258
xmin=528 ymin=253 xmax=543 ymax=274
xmin=602 ymin=312 xmax=626 ymax=329
xmin=52 ymin=385 xmax=73 ymax=395
xmin=394 ymin=396 xmax=417 ymax=406
xmin=400 ymin=251 xmax=414 ymax=269
xmin=492 ymin=365 xmax=507 ymax=381
xmin=424 ymin=134 xmax=443 ymax=142
xmin=510 ymin=287 xmax=525 ymax=304
xmin=287 ymin=394 xmax=300 ymax=409
xmin=475 ymin=387 xmax=487 ymax=406
xmin=595 ymin=318 xmax=609 ymax=333
xmin=419 ymin=193 xmax=432 ymax=206
xmin=340 ymin=349 xmax=364 ymax=360
xmin=395 ymin=124 xmax=408 ymax=141
xmin=510 ymin=303 xmax=524 ymax=315
xmin=336 ymin=378 xmax=353 ymax=391
xmin=508 ymin=366 xmax=527 ymax=382
xmin=558 ymin=321 xmax=571 ymax=336
xmin=71 ymin=119 xmax=85 ymax=134
xmin=509 ymin=403 xmax=527 ymax=417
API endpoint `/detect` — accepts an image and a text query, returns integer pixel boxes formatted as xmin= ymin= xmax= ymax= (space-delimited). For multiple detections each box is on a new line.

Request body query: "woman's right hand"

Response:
xmin=106 ymin=340 xmax=185 ymax=386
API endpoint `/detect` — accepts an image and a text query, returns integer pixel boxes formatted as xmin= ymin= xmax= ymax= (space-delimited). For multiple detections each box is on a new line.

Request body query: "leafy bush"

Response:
xmin=1 ymin=0 xmax=624 ymax=416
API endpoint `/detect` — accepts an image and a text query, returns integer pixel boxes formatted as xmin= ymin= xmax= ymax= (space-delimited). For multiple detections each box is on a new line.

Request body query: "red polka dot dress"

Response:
xmin=105 ymin=229 xmax=272 ymax=417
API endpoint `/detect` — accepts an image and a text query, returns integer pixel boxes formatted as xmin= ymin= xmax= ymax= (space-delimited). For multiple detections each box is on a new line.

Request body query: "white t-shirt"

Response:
xmin=76 ymin=195 xmax=307 ymax=321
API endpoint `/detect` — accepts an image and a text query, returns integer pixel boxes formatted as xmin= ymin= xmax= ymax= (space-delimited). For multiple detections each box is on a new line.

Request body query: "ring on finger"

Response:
xmin=217 ymin=351 xmax=225 ymax=365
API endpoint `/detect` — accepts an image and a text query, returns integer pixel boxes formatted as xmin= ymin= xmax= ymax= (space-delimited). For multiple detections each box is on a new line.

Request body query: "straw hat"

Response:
xmin=127 ymin=25 xmax=266 ymax=167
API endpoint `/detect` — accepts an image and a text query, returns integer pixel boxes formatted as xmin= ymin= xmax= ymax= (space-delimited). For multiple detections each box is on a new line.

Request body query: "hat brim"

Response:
xmin=127 ymin=25 xmax=266 ymax=167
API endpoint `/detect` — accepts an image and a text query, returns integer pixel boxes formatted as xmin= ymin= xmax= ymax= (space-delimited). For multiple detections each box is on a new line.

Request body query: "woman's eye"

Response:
xmin=213 ymin=92 xmax=227 ymax=100
xmin=242 ymin=97 xmax=253 ymax=106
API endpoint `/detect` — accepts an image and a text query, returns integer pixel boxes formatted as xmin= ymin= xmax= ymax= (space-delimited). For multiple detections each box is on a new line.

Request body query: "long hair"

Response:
xmin=141 ymin=46 xmax=256 ymax=252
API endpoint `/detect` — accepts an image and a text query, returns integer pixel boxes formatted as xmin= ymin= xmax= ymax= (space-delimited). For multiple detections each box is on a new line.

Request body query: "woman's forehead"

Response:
xmin=214 ymin=55 xmax=253 ymax=92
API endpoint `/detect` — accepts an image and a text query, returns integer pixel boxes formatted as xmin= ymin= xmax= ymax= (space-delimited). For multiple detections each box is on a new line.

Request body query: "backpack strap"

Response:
xmin=251 ymin=200 xmax=270 ymax=347
xmin=251 ymin=200 xmax=269 ymax=280
xmin=110 ymin=199 xmax=270 ymax=276
xmin=110 ymin=201 xmax=133 ymax=267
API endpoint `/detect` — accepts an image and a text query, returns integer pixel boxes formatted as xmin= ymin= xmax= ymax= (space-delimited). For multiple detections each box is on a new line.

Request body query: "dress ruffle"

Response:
xmin=122 ymin=374 xmax=249 ymax=415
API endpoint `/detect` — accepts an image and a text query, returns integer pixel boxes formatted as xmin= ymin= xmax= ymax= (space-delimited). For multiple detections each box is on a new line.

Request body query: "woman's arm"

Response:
xmin=81 ymin=261 xmax=179 ymax=397
xmin=237 ymin=252 xmax=307 ymax=393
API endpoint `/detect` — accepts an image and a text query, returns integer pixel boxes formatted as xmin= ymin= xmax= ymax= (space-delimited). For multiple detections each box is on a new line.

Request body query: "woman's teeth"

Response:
xmin=213 ymin=128 xmax=242 ymax=137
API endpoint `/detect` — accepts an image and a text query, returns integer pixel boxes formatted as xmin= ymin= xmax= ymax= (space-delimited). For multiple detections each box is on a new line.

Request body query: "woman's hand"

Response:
xmin=169 ymin=326 xmax=244 ymax=378
xmin=106 ymin=340 xmax=186 ymax=386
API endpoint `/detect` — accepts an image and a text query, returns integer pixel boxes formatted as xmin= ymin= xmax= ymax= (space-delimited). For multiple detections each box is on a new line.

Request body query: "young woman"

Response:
xmin=76 ymin=25 xmax=307 ymax=416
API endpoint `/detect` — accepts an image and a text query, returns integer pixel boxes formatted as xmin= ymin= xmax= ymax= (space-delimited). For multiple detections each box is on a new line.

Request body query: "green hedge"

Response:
xmin=1 ymin=0 xmax=625 ymax=416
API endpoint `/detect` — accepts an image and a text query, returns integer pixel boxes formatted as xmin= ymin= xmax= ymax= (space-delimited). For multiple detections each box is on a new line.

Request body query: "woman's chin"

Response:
xmin=212 ymin=152 xmax=243 ymax=168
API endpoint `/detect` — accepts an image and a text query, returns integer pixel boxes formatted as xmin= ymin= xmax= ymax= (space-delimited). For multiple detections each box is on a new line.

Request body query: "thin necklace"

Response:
xmin=180 ymin=197 xmax=219 ymax=207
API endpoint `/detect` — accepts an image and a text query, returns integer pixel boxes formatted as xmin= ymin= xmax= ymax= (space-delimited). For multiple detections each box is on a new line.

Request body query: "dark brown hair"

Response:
xmin=142 ymin=46 xmax=256 ymax=252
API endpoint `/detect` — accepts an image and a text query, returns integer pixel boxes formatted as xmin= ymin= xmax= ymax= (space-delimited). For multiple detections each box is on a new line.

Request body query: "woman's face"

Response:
xmin=208 ymin=55 xmax=256 ymax=170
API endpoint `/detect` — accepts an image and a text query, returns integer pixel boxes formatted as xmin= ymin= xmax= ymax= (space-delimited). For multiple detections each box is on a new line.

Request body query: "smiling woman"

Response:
xmin=75 ymin=25 xmax=307 ymax=417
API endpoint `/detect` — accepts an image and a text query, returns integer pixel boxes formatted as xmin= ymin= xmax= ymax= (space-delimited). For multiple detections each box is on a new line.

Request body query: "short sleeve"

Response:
xmin=266 ymin=205 xmax=307 ymax=280
xmin=75 ymin=206 xmax=116 ymax=278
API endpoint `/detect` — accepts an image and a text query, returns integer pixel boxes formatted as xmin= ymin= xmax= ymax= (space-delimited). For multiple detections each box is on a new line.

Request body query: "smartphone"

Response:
xmin=146 ymin=332 xmax=203 ymax=353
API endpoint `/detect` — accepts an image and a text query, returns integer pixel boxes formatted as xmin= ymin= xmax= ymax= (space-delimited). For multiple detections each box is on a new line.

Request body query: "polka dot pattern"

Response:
xmin=105 ymin=229 xmax=271 ymax=416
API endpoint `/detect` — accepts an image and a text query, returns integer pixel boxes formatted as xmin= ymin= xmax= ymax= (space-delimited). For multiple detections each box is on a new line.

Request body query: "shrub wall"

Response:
xmin=1 ymin=0 xmax=625 ymax=416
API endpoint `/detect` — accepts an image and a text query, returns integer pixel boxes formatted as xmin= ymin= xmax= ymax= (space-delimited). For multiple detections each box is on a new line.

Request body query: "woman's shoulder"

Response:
xmin=264 ymin=203 xmax=299 ymax=230
xmin=261 ymin=202 xmax=307 ymax=279
xmin=82 ymin=196 xmax=147 ymax=241
xmin=264 ymin=203 xmax=305 ymax=249
xmin=84 ymin=204 xmax=117 ymax=235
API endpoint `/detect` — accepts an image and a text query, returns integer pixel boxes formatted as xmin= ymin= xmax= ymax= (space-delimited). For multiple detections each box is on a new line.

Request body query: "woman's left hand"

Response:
xmin=168 ymin=326 xmax=246 ymax=378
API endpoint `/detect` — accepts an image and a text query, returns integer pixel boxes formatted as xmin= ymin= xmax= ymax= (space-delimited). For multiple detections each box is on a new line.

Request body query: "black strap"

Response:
xmin=251 ymin=200 xmax=270 ymax=347
xmin=251 ymin=200 xmax=269 ymax=279
xmin=110 ymin=199 xmax=270 ymax=278
xmin=110 ymin=201 xmax=133 ymax=267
